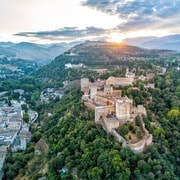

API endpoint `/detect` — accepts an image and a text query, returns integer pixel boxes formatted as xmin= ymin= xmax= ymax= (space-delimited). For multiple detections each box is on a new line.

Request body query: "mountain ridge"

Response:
xmin=0 ymin=34 xmax=179 ymax=61
xmin=123 ymin=34 xmax=180 ymax=51
xmin=0 ymin=41 xmax=81 ymax=62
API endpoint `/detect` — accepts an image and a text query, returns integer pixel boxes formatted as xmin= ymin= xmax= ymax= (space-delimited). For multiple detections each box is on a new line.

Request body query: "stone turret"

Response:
xmin=115 ymin=96 xmax=132 ymax=121
xmin=125 ymin=68 xmax=135 ymax=79
xmin=90 ymin=86 xmax=97 ymax=100
xmin=81 ymin=78 xmax=89 ymax=92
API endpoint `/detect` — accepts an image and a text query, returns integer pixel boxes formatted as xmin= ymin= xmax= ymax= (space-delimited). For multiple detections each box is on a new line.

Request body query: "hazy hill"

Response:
xmin=123 ymin=34 xmax=180 ymax=51
xmin=9 ymin=42 xmax=65 ymax=61
xmin=0 ymin=46 xmax=17 ymax=57
xmin=0 ymin=42 xmax=14 ymax=48
xmin=0 ymin=41 xmax=79 ymax=62
xmin=123 ymin=36 xmax=156 ymax=46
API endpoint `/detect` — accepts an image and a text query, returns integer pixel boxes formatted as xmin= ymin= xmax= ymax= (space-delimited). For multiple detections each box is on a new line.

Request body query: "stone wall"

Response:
xmin=95 ymin=105 xmax=115 ymax=123
xmin=129 ymin=139 xmax=146 ymax=153
xmin=81 ymin=78 xmax=89 ymax=91
xmin=106 ymin=76 xmax=134 ymax=86
xmin=90 ymin=86 xmax=97 ymax=99
xmin=84 ymin=101 xmax=96 ymax=110
xmin=103 ymin=117 xmax=119 ymax=132
xmin=94 ymin=96 xmax=115 ymax=106
xmin=116 ymin=99 xmax=132 ymax=120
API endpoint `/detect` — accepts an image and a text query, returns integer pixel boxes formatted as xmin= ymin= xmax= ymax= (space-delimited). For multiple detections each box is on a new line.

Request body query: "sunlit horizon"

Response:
xmin=0 ymin=0 xmax=179 ymax=44
xmin=0 ymin=30 xmax=175 ymax=44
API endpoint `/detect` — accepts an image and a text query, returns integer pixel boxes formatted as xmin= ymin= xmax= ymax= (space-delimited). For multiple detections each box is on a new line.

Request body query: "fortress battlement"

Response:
xmin=81 ymin=77 xmax=153 ymax=153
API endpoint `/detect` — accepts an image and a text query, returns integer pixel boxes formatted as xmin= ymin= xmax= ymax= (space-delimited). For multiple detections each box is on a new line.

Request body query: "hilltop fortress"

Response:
xmin=81 ymin=76 xmax=152 ymax=153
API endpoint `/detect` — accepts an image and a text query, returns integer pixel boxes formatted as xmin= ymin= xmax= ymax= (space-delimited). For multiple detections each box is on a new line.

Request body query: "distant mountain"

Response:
xmin=10 ymin=42 xmax=41 ymax=50
xmin=123 ymin=34 xmax=180 ymax=51
xmin=0 ymin=47 xmax=17 ymax=57
xmin=0 ymin=42 xmax=14 ymax=48
xmin=0 ymin=41 xmax=81 ymax=62
xmin=123 ymin=37 xmax=156 ymax=46
xmin=8 ymin=42 xmax=65 ymax=61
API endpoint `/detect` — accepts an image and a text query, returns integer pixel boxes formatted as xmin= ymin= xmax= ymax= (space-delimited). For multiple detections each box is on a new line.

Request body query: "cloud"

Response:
xmin=13 ymin=1 xmax=180 ymax=43
xmin=15 ymin=27 xmax=110 ymax=41
xmin=83 ymin=0 xmax=180 ymax=33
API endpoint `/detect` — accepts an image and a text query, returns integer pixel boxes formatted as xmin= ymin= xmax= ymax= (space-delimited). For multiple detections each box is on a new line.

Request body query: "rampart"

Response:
xmin=81 ymin=77 xmax=152 ymax=153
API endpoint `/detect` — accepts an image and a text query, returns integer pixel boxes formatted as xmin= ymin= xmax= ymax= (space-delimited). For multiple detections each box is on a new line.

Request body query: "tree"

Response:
xmin=153 ymin=127 xmax=165 ymax=139
xmin=31 ymin=91 xmax=40 ymax=102
xmin=136 ymin=129 xmax=143 ymax=140
xmin=167 ymin=109 xmax=180 ymax=121
xmin=21 ymin=104 xmax=28 ymax=113
xmin=118 ymin=125 xmax=129 ymax=137
xmin=88 ymin=167 xmax=103 ymax=179
xmin=175 ymin=85 xmax=180 ymax=98
xmin=134 ymin=96 xmax=140 ymax=106
xmin=31 ymin=131 xmax=42 ymax=143
xmin=8 ymin=99 xmax=12 ymax=106
xmin=12 ymin=92 xmax=20 ymax=100
xmin=147 ymin=172 xmax=155 ymax=180
xmin=111 ymin=156 xmax=123 ymax=172
xmin=23 ymin=113 xmax=29 ymax=123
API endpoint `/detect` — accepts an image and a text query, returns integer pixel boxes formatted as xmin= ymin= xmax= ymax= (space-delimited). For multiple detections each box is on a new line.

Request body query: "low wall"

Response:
xmin=146 ymin=134 xmax=153 ymax=146
xmin=104 ymin=118 xmax=119 ymax=132
xmin=129 ymin=139 xmax=146 ymax=153
xmin=84 ymin=101 xmax=96 ymax=110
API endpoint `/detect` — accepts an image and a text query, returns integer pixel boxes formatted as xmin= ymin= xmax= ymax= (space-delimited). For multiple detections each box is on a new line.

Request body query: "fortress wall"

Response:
xmin=95 ymin=105 xmax=115 ymax=123
xmin=95 ymin=107 xmax=105 ymax=123
xmin=81 ymin=77 xmax=153 ymax=153
xmin=97 ymin=90 xmax=121 ymax=97
xmin=81 ymin=78 xmax=89 ymax=89
xmin=95 ymin=96 xmax=115 ymax=106
xmin=116 ymin=102 xmax=131 ymax=120
xmin=82 ymin=95 xmax=89 ymax=101
xmin=103 ymin=106 xmax=115 ymax=115
xmin=129 ymin=139 xmax=146 ymax=153
xmin=138 ymin=115 xmax=153 ymax=148
xmin=137 ymin=105 xmax=147 ymax=116
xmin=106 ymin=77 xmax=134 ymax=86
xmin=129 ymin=134 xmax=152 ymax=153
xmin=145 ymin=134 xmax=153 ymax=146
xmin=104 ymin=118 xmax=119 ymax=132
xmin=111 ymin=90 xmax=121 ymax=97
xmin=84 ymin=102 xmax=96 ymax=110
xmin=90 ymin=86 xmax=97 ymax=99
xmin=97 ymin=91 xmax=107 ymax=97
xmin=139 ymin=115 xmax=149 ymax=136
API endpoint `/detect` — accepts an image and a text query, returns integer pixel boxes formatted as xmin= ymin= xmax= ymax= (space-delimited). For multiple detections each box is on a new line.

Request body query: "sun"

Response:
xmin=107 ymin=32 xmax=124 ymax=43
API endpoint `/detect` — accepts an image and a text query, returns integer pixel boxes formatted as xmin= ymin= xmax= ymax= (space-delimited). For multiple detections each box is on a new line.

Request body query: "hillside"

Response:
xmin=34 ymin=41 xmax=177 ymax=80
xmin=0 ymin=41 xmax=77 ymax=62
xmin=66 ymin=41 xmax=172 ymax=63
xmin=10 ymin=42 xmax=67 ymax=61
xmin=0 ymin=47 xmax=17 ymax=57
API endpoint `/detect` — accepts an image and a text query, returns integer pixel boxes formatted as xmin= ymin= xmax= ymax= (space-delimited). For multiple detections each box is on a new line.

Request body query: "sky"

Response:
xmin=0 ymin=0 xmax=180 ymax=43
